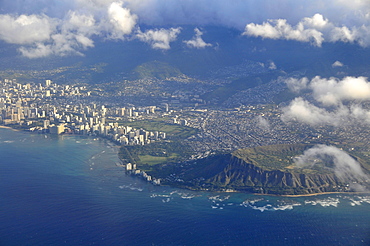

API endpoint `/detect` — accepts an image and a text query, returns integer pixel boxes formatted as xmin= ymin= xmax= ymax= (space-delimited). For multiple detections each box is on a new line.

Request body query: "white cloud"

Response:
xmin=0 ymin=12 xmax=96 ymax=58
xmin=18 ymin=43 xmax=53 ymax=58
xmin=282 ymin=76 xmax=370 ymax=126
xmin=0 ymin=14 xmax=57 ymax=45
xmin=0 ymin=1 xmax=183 ymax=57
xmin=327 ymin=25 xmax=370 ymax=47
xmin=123 ymin=0 xmax=370 ymax=33
xmin=301 ymin=13 xmax=330 ymax=29
xmin=268 ymin=61 xmax=277 ymax=70
xmin=184 ymin=28 xmax=212 ymax=49
xmin=136 ymin=27 xmax=181 ymax=50
xmin=310 ymin=76 xmax=370 ymax=106
xmin=255 ymin=115 xmax=270 ymax=130
xmin=0 ymin=1 xmax=141 ymax=58
xmin=65 ymin=11 xmax=96 ymax=34
xmin=244 ymin=13 xmax=370 ymax=47
xmin=107 ymin=1 xmax=137 ymax=39
xmin=281 ymin=97 xmax=340 ymax=126
xmin=294 ymin=145 xmax=369 ymax=188
xmin=285 ymin=76 xmax=370 ymax=105
xmin=2 ymin=0 xmax=370 ymax=57
xmin=243 ymin=14 xmax=327 ymax=47
xmin=3 ymin=0 xmax=370 ymax=30
xmin=349 ymin=104 xmax=370 ymax=124
xmin=332 ymin=61 xmax=343 ymax=67
xmin=14 ymin=11 xmax=98 ymax=58
xmin=74 ymin=34 xmax=94 ymax=48
xmin=282 ymin=97 xmax=370 ymax=126
xmin=61 ymin=11 xmax=97 ymax=49
xmin=285 ymin=77 xmax=309 ymax=93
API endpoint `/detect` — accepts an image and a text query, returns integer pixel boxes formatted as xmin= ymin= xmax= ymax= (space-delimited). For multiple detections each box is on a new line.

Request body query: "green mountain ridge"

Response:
xmin=130 ymin=61 xmax=184 ymax=80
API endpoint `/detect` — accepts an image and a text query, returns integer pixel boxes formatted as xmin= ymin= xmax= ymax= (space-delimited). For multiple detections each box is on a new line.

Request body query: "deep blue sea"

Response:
xmin=0 ymin=128 xmax=369 ymax=246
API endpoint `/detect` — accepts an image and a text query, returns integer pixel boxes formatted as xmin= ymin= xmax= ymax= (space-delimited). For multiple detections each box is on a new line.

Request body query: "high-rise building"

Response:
xmin=126 ymin=163 xmax=132 ymax=171
xmin=43 ymin=120 xmax=50 ymax=129
xmin=119 ymin=107 xmax=125 ymax=116
xmin=126 ymin=108 xmax=133 ymax=117
xmin=49 ymin=124 xmax=65 ymax=135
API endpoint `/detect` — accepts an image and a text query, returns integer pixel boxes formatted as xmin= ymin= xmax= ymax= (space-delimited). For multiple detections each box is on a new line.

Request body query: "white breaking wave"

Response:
xmin=118 ymin=185 xmax=143 ymax=192
xmin=241 ymin=199 xmax=302 ymax=212
xmin=346 ymin=196 xmax=370 ymax=206
xmin=304 ymin=197 xmax=340 ymax=207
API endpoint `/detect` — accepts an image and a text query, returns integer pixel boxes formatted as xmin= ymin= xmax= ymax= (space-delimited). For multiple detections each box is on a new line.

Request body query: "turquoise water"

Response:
xmin=0 ymin=128 xmax=369 ymax=245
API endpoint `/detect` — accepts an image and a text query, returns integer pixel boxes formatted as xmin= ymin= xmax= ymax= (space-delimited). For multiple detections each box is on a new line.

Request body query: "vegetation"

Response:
xmin=119 ymin=140 xmax=193 ymax=172
xmin=137 ymin=155 xmax=174 ymax=166
xmin=130 ymin=61 xmax=183 ymax=80
xmin=201 ymin=71 xmax=285 ymax=104
xmin=119 ymin=118 xmax=198 ymax=139
xmin=272 ymin=89 xmax=298 ymax=104
xmin=231 ymin=143 xmax=370 ymax=175
xmin=118 ymin=117 xmax=197 ymax=169
xmin=232 ymin=144 xmax=317 ymax=173
xmin=139 ymin=143 xmax=370 ymax=195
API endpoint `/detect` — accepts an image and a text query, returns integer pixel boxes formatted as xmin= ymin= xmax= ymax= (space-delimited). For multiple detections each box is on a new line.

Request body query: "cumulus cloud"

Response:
xmin=310 ymin=76 xmax=370 ymax=106
xmin=107 ymin=1 xmax=137 ymax=39
xmin=184 ymin=28 xmax=212 ymax=49
xmin=282 ymin=97 xmax=370 ymax=126
xmin=329 ymin=25 xmax=370 ymax=47
xmin=268 ymin=61 xmax=277 ymax=70
xmin=0 ymin=14 xmax=57 ymax=44
xmin=294 ymin=145 xmax=369 ymax=189
xmin=124 ymin=0 xmax=370 ymax=32
xmin=2 ymin=0 xmax=370 ymax=57
xmin=332 ymin=61 xmax=344 ymax=67
xmin=285 ymin=76 xmax=370 ymax=105
xmin=281 ymin=76 xmax=370 ymax=126
xmin=281 ymin=97 xmax=341 ymax=126
xmin=243 ymin=13 xmax=370 ymax=47
xmin=136 ymin=27 xmax=181 ymax=50
xmin=3 ymin=0 xmax=370 ymax=29
xmin=0 ymin=1 xmax=141 ymax=58
xmin=285 ymin=77 xmax=309 ymax=93
xmin=0 ymin=1 xmax=185 ymax=56
xmin=18 ymin=43 xmax=53 ymax=58
xmin=243 ymin=14 xmax=327 ymax=47
xmin=58 ymin=11 xmax=97 ymax=50
xmin=255 ymin=115 xmax=270 ymax=131
xmin=13 ymin=11 xmax=99 ymax=57
xmin=0 ymin=12 xmax=99 ymax=57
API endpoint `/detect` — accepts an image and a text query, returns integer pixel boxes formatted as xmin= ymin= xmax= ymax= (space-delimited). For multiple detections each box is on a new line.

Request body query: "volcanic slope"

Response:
xmin=155 ymin=144 xmax=370 ymax=195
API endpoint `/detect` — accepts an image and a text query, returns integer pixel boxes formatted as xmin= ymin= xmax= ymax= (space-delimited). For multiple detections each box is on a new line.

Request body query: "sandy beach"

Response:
xmin=281 ymin=191 xmax=370 ymax=198
xmin=0 ymin=125 xmax=20 ymax=131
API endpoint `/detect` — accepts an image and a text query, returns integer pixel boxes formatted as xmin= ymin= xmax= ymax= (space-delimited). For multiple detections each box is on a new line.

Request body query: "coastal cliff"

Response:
xmin=203 ymin=155 xmax=344 ymax=195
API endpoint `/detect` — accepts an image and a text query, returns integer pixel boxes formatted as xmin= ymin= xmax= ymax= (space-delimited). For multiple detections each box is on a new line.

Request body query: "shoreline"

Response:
xmin=0 ymin=125 xmax=20 ymax=131
xmin=280 ymin=191 xmax=370 ymax=198
xmin=162 ymin=183 xmax=370 ymax=197
xmin=253 ymin=191 xmax=370 ymax=198
xmin=2 ymin=125 xmax=369 ymax=198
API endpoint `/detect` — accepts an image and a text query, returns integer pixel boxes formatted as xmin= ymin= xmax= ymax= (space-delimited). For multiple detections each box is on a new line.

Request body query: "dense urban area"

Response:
xmin=0 ymin=76 xmax=311 ymax=152
xmin=1 ymin=73 xmax=370 ymax=155
xmin=1 ymin=70 xmax=370 ymax=190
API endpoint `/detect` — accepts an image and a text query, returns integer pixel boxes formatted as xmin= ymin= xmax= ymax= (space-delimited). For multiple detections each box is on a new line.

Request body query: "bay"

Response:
xmin=0 ymin=128 xmax=369 ymax=246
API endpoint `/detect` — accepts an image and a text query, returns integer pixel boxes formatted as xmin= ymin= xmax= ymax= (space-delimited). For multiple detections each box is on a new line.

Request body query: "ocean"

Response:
xmin=0 ymin=127 xmax=369 ymax=246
